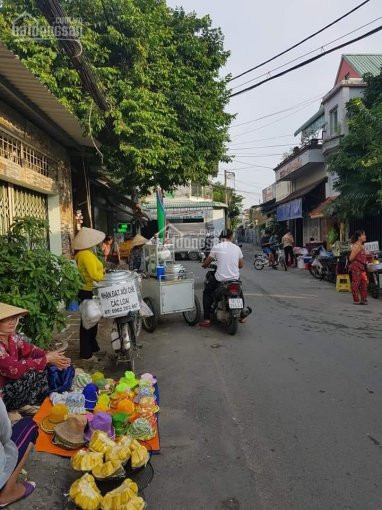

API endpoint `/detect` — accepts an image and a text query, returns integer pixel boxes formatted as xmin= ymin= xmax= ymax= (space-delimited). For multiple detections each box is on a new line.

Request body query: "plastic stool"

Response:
xmin=336 ymin=274 xmax=351 ymax=292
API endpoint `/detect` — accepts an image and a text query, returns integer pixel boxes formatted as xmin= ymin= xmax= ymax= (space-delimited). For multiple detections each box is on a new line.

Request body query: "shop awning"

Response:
xmin=260 ymin=198 xmax=276 ymax=215
xmin=309 ymin=196 xmax=336 ymax=218
xmin=276 ymin=178 xmax=327 ymax=222
xmin=277 ymin=198 xmax=302 ymax=221
xmin=91 ymin=178 xmax=149 ymax=222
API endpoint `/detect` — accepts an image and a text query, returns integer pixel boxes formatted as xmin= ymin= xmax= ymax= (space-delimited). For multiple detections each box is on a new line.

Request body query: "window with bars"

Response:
xmin=0 ymin=131 xmax=21 ymax=165
xmin=23 ymin=145 xmax=49 ymax=176
xmin=0 ymin=129 xmax=55 ymax=177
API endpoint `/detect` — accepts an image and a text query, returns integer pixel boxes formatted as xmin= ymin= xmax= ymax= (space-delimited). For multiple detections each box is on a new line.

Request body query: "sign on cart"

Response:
xmin=365 ymin=241 xmax=379 ymax=252
xmin=98 ymin=282 xmax=140 ymax=318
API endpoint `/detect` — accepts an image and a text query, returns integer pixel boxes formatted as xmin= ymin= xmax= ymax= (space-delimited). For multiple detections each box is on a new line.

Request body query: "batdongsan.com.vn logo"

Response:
xmin=12 ymin=11 xmax=83 ymax=41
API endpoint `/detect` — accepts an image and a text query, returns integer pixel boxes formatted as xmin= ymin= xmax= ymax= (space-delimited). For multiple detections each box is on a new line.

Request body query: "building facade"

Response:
xmin=260 ymin=53 xmax=382 ymax=246
xmin=0 ymin=43 xmax=94 ymax=257
xmin=142 ymin=183 xmax=227 ymax=237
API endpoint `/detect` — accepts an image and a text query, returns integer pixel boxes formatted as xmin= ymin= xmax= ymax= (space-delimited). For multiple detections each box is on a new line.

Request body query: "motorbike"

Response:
xmin=110 ymin=310 xmax=142 ymax=369
xmin=204 ymin=263 xmax=251 ymax=335
xmin=254 ymin=244 xmax=287 ymax=271
xmin=308 ymin=246 xmax=347 ymax=282
xmin=105 ymin=270 xmax=143 ymax=370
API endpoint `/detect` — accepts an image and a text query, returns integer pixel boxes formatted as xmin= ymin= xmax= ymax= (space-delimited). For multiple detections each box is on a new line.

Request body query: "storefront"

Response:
xmin=276 ymin=179 xmax=327 ymax=246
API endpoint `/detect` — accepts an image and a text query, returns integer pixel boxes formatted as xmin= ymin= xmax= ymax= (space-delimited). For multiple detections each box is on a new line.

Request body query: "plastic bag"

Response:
xmin=140 ymin=299 xmax=154 ymax=317
xmin=80 ymin=299 xmax=103 ymax=330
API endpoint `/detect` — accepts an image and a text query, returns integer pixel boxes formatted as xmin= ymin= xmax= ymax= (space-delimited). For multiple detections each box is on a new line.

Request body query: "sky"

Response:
xmin=166 ymin=0 xmax=382 ymax=208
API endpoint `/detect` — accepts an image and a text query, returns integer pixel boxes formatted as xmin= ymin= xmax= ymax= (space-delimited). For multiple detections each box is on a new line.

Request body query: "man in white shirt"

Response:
xmin=199 ymin=229 xmax=244 ymax=327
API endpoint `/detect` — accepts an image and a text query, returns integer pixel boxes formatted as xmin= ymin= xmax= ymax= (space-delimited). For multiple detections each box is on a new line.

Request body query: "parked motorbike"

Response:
xmin=254 ymin=244 xmax=287 ymax=271
xmin=110 ymin=310 xmax=142 ymax=369
xmin=308 ymin=246 xmax=347 ymax=282
xmin=101 ymin=270 xmax=143 ymax=370
xmin=204 ymin=263 xmax=251 ymax=335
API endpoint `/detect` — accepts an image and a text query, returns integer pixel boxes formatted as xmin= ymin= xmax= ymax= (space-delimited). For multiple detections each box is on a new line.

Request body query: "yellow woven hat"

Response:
xmin=73 ymin=227 xmax=106 ymax=251
xmin=41 ymin=404 xmax=69 ymax=434
xmin=0 ymin=303 xmax=28 ymax=321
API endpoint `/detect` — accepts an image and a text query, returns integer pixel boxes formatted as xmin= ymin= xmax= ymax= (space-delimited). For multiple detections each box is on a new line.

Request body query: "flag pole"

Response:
xmin=156 ymin=187 xmax=166 ymax=243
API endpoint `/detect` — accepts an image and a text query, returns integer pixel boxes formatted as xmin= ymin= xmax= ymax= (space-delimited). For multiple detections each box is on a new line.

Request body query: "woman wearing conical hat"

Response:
xmin=0 ymin=303 xmax=70 ymax=411
xmin=73 ymin=227 xmax=105 ymax=362
xmin=128 ymin=234 xmax=148 ymax=272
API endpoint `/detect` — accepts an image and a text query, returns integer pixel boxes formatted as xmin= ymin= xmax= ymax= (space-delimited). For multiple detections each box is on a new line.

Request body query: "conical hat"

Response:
xmin=73 ymin=227 xmax=106 ymax=250
xmin=131 ymin=234 xmax=148 ymax=249
xmin=0 ymin=303 xmax=28 ymax=321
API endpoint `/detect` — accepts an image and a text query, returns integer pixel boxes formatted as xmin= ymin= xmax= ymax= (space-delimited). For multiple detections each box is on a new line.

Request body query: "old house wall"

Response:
xmin=0 ymin=100 xmax=74 ymax=257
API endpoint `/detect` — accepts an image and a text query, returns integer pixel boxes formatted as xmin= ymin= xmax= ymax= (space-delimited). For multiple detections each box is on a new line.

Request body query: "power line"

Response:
xmin=228 ymin=153 xmax=284 ymax=157
xmin=230 ymin=24 xmax=382 ymax=98
xmin=231 ymin=102 xmax=319 ymax=140
xmin=229 ymin=134 xmax=295 ymax=145
xmin=229 ymin=94 xmax=324 ymax=128
xmin=228 ymin=143 xmax=297 ymax=150
xmin=234 ymin=160 xmax=274 ymax=169
xmin=236 ymin=189 xmax=263 ymax=196
xmin=229 ymin=0 xmax=371 ymax=82
xmin=220 ymin=166 xmax=273 ymax=171
xmin=232 ymin=17 xmax=381 ymax=91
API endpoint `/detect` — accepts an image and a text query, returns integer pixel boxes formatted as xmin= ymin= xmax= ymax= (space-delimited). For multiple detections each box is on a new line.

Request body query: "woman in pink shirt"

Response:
xmin=0 ymin=303 xmax=70 ymax=411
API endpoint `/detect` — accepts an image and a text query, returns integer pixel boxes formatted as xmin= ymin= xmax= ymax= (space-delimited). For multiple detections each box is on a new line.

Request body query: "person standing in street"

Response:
xmin=73 ymin=227 xmax=105 ymax=361
xmin=282 ymin=229 xmax=294 ymax=267
xmin=349 ymin=230 xmax=368 ymax=305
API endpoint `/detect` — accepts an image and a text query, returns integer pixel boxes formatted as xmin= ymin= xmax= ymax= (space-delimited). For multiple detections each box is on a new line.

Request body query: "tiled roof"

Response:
xmin=344 ymin=54 xmax=382 ymax=77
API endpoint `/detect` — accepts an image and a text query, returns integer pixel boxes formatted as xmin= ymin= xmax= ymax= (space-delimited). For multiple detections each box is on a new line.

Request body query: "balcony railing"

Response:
xmin=275 ymin=138 xmax=322 ymax=172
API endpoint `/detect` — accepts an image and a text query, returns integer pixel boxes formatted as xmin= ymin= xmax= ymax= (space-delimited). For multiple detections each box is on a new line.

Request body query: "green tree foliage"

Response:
xmin=328 ymin=71 xmax=382 ymax=220
xmin=0 ymin=218 xmax=82 ymax=347
xmin=0 ymin=0 xmax=233 ymax=194
xmin=213 ymin=182 xmax=243 ymax=229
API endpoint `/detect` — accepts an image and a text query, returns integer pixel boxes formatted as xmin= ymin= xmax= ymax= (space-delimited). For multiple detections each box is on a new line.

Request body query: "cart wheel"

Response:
xmin=183 ymin=295 xmax=201 ymax=326
xmin=142 ymin=297 xmax=158 ymax=333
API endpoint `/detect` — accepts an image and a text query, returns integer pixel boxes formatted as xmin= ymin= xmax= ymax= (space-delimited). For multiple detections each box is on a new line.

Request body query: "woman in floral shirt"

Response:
xmin=0 ymin=303 xmax=71 ymax=411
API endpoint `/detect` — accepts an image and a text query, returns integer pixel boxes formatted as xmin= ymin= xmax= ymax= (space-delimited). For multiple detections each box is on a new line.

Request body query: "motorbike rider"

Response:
xmin=199 ymin=229 xmax=245 ymax=328
xmin=261 ymin=229 xmax=276 ymax=268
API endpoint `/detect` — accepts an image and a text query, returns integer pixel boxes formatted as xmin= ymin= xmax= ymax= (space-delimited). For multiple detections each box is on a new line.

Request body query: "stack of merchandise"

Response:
xmin=36 ymin=370 xmax=159 ymax=508
xmin=38 ymin=370 xmax=159 ymax=450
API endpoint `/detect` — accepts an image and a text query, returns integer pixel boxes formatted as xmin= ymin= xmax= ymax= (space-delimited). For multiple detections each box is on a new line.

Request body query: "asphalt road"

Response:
xmin=140 ymin=245 xmax=382 ymax=510
xmin=13 ymin=244 xmax=382 ymax=510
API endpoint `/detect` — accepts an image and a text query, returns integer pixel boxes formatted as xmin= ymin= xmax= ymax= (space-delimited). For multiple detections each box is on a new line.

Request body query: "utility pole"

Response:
xmin=224 ymin=170 xmax=235 ymax=228
xmin=224 ymin=170 xmax=236 ymax=205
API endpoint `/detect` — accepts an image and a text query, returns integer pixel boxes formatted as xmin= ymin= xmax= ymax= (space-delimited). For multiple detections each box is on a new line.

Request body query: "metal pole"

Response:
xmin=224 ymin=170 xmax=228 ymax=206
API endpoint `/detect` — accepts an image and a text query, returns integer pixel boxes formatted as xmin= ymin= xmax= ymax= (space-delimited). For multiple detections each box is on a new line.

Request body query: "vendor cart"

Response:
xmin=367 ymin=262 xmax=382 ymax=299
xmin=141 ymin=243 xmax=201 ymax=332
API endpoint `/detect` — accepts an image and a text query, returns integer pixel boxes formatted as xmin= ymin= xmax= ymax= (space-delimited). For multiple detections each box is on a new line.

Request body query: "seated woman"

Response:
xmin=0 ymin=397 xmax=38 ymax=506
xmin=0 ymin=303 xmax=71 ymax=411
xmin=128 ymin=234 xmax=148 ymax=272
